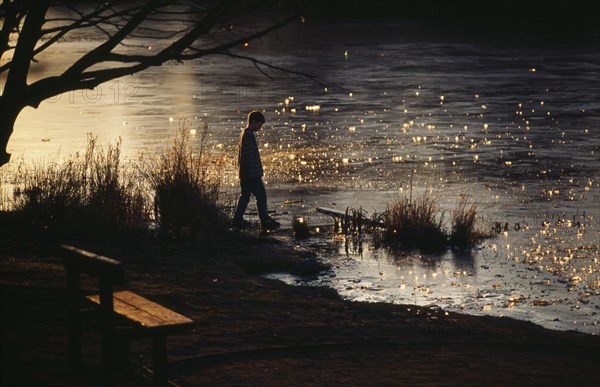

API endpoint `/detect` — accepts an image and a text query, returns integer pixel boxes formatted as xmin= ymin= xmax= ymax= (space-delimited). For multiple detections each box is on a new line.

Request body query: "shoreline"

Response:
xmin=1 ymin=226 xmax=599 ymax=386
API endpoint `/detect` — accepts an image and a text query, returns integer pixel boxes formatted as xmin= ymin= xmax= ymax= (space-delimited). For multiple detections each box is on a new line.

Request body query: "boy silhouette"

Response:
xmin=232 ymin=111 xmax=280 ymax=230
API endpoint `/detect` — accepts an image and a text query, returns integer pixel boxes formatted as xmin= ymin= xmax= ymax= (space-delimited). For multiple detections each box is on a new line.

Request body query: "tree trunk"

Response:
xmin=0 ymin=98 xmax=23 ymax=167
xmin=1 ymin=4 xmax=48 ymax=167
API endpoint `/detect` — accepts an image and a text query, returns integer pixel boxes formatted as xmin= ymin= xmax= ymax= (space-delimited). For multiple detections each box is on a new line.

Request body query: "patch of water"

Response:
xmin=266 ymin=222 xmax=599 ymax=334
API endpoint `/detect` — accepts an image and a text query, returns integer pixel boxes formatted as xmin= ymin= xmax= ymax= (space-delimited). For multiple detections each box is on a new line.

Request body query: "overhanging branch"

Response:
xmin=218 ymin=51 xmax=326 ymax=87
xmin=63 ymin=0 xmax=162 ymax=78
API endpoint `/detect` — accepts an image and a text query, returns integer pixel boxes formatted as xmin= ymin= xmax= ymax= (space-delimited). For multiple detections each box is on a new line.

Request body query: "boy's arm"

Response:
xmin=238 ymin=131 xmax=262 ymax=178
xmin=238 ymin=131 xmax=252 ymax=163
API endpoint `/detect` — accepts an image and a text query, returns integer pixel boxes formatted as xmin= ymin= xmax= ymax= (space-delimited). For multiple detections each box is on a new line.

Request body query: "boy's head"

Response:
xmin=247 ymin=110 xmax=265 ymax=130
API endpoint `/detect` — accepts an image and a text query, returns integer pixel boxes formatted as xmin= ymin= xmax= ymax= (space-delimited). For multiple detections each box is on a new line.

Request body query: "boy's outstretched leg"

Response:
xmin=232 ymin=181 xmax=252 ymax=228
xmin=252 ymin=178 xmax=280 ymax=231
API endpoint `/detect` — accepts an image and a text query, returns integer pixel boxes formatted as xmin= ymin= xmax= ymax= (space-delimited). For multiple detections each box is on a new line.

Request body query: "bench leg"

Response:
xmin=116 ymin=332 xmax=131 ymax=370
xmin=99 ymin=280 xmax=117 ymax=387
xmin=66 ymin=270 xmax=82 ymax=371
xmin=152 ymin=335 xmax=167 ymax=387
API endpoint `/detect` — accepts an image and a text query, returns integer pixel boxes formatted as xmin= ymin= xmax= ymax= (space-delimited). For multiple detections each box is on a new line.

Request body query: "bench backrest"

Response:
xmin=61 ymin=244 xmax=126 ymax=285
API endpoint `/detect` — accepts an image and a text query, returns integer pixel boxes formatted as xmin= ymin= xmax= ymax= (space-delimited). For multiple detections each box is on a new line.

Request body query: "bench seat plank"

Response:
xmin=87 ymin=291 xmax=193 ymax=331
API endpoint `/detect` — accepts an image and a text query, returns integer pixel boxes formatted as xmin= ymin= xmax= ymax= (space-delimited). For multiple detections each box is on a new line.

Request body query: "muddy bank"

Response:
xmin=1 ymin=228 xmax=599 ymax=386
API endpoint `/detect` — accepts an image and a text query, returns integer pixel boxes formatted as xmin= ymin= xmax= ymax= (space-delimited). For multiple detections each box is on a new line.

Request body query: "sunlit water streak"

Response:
xmin=2 ymin=22 xmax=599 ymax=333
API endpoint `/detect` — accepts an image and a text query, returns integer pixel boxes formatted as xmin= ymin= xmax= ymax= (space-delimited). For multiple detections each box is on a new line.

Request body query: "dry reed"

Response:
xmin=143 ymin=121 xmax=227 ymax=240
xmin=4 ymin=122 xmax=227 ymax=243
xmin=384 ymin=193 xmax=447 ymax=252
xmin=450 ymin=195 xmax=487 ymax=246
xmin=10 ymin=135 xmax=149 ymax=231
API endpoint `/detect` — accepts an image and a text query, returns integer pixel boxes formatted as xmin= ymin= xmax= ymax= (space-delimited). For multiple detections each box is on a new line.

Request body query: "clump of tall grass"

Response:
xmin=144 ymin=122 xmax=228 ymax=240
xmin=5 ymin=122 xmax=229 ymax=243
xmin=12 ymin=155 xmax=85 ymax=223
xmin=384 ymin=193 xmax=447 ymax=252
xmin=449 ymin=196 xmax=488 ymax=246
xmin=10 ymin=136 xmax=149 ymax=232
xmin=84 ymin=137 xmax=149 ymax=229
xmin=382 ymin=192 xmax=488 ymax=251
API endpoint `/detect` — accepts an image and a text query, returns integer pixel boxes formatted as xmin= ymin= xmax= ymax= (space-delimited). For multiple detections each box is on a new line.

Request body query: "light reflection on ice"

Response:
xmin=266 ymin=221 xmax=598 ymax=334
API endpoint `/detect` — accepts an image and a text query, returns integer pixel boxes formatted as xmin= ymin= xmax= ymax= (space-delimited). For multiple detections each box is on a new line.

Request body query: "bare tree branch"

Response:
xmin=63 ymin=1 xmax=163 ymax=78
xmin=218 ymin=51 xmax=326 ymax=87
xmin=0 ymin=0 xmax=319 ymax=166
xmin=33 ymin=3 xmax=115 ymax=58
xmin=3 ymin=2 xmax=48 ymax=97
xmin=0 ymin=1 xmax=27 ymax=60
xmin=179 ymin=11 xmax=298 ymax=60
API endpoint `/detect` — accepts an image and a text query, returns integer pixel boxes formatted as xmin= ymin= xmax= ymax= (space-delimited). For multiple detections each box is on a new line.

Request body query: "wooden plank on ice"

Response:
xmin=316 ymin=207 xmax=385 ymax=228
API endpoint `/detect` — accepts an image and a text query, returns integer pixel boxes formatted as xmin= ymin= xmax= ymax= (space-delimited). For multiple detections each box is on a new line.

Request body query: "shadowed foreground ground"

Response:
xmin=1 ymin=228 xmax=599 ymax=386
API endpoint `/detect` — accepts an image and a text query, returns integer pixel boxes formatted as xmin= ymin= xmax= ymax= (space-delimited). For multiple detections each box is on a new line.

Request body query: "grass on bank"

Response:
xmin=143 ymin=123 xmax=228 ymax=240
xmin=1 ymin=124 xmax=228 ymax=242
xmin=10 ymin=135 xmax=148 ymax=232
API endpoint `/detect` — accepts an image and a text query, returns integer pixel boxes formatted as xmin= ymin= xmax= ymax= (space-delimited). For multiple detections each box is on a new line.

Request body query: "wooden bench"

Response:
xmin=61 ymin=244 xmax=193 ymax=387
